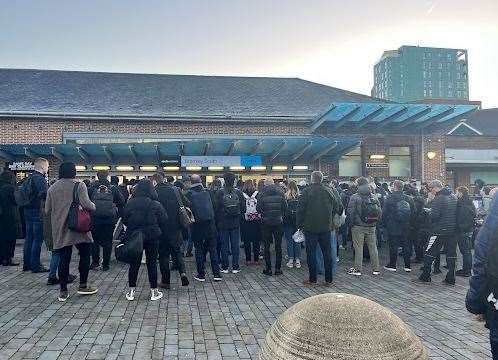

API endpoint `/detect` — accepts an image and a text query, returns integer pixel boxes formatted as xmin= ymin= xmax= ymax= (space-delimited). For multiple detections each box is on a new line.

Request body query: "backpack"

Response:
xmin=222 ymin=189 xmax=241 ymax=217
xmin=14 ymin=177 xmax=34 ymax=207
xmin=457 ymin=201 xmax=476 ymax=233
xmin=360 ymin=196 xmax=381 ymax=225
xmin=91 ymin=185 xmax=118 ymax=220
xmin=394 ymin=199 xmax=411 ymax=224
xmin=189 ymin=189 xmax=215 ymax=222
xmin=243 ymin=191 xmax=261 ymax=221
xmin=285 ymin=197 xmax=298 ymax=224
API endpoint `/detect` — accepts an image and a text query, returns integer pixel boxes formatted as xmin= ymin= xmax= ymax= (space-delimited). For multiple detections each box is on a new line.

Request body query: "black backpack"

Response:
xmin=457 ymin=201 xmax=476 ymax=233
xmin=360 ymin=196 xmax=381 ymax=225
xmin=14 ymin=177 xmax=35 ymax=207
xmin=189 ymin=189 xmax=215 ymax=222
xmin=222 ymin=189 xmax=241 ymax=217
xmin=91 ymin=185 xmax=118 ymax=220
xmin=285 ymin=198 xmax=298 ymax=224
xmin=394 ymin=199 xmax=411 ymax=224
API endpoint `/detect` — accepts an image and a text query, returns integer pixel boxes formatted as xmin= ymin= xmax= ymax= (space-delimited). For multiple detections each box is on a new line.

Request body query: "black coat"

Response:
xmin=382 ymin=191 xmax=415 ymax=236
xmin=0 ymin=180 xmax=19 ymax=241
xmin=122 ymin=182 xmax=168 ymax=242
xmin=155 ymin=182 xmax=189 ymax=234
xmin=214 ymin=187 xmax=246 ymax=230
xmin=257 ymin=185 xmax=287 ymax=226
xmin=89 ymin=180 xmax=126 ymax=223
xmin=429 ymin=188 xmax=457 ymax=236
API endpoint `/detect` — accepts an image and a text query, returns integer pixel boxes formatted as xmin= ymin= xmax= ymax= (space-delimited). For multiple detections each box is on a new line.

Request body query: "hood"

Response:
xmin=437 ymin=188 xmax=452 ymax=196
xmin=358 ymin=184 xmax=371 ymax=196
xmin=133 ymin=179 xmax=157 ymax=199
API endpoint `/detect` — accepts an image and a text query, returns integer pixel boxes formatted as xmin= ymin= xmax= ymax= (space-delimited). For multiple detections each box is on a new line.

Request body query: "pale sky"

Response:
xmin=1 ymin=0 xmax=497 ymax=108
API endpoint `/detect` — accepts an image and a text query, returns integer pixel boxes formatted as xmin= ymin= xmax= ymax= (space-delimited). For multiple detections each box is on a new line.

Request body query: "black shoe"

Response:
xmin=414 ymin=277 xmax=431 ymax=284
xmin=2 ymin=259 xmax=19 ymax=266
xmin=23 ymin=266 xmax=30 ymax=272
xmin=32 ymin=267 xmax=49 ymax=273
xmin=443 ymin=278 xmax=455 ymax=286
xmin=89 ymin=263 xmax=100 ymax=270
xmin=181 ymin=274 xmax=189 ymax=286
xmin=102 ymin=265 xmax=110 ymax=272
xmin=433 ymin=268 xmax=442 ymax=275
xmin=274 ymin=269 xmax=283 ymax=276
xmin=47 ymin=277 xmax=59 ymax=285
xmin=262 ymin=269 xmax=273 ymax=276
xmin=456 ymin=269 xmax=471 ymax=277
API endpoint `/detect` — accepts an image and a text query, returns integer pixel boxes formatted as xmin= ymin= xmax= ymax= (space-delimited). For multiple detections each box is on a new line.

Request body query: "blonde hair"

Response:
xmin=286 ymin=180 xmax=299 ymax=199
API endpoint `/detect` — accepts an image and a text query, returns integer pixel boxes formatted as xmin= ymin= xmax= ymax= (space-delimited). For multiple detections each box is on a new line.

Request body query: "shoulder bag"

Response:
xmin=67 ymin=182 xmax=92 ymax=233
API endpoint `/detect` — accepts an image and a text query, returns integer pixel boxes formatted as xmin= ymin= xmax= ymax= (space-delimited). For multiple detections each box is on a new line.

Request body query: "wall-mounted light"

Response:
xmin=370 ymin=154 xmax=386 ymax=160
xmin=427 ymin=151 xmax=437 ymax=160
xmin=75 ymin=165 xmax=87 ymax=171
xmin=272 ymin=165 xmax=288 ymax=171
xmin=139 ymin=166 xmax=157 ymax=171
xmin=292 ymin=165 xmax=309 ymax=171
xmin=163 ymin=166 xmax=180 ymax=171
xmin=92 ymin=165 xmax=110 ymax=171
xmin=116 ymin=166 xmax=134 ymax=171
xmin=186 ymin=166 xmax=202 ymax=171
xmin=251 ymin=166 xmax=267 ymax=171
xmin=208 ymin=166 xmax=224 ymax=171
xmin=229 ymin=166 xmax=245 ymax=171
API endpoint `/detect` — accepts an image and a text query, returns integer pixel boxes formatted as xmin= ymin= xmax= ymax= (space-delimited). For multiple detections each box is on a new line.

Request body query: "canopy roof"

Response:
xmin=0 ymin=136 xmax=360 ymax=165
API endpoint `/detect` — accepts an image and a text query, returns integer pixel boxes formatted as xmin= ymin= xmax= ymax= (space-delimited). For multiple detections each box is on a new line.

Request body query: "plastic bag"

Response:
xmin=293 ymin=229 xmax=305 ymax=243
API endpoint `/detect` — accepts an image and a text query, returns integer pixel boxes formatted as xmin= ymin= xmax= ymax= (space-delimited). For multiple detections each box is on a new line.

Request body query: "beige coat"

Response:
xmin=45 ymin=179 xmax=96 ymax=250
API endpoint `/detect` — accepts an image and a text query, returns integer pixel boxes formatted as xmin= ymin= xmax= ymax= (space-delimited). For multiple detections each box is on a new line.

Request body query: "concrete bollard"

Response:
xmin=259 ymin=293 xmax=428 ymax=360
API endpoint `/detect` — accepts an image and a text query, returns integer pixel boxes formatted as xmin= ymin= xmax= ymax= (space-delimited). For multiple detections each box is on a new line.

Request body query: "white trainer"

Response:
xmin=286 ymin=260 xmax=294 ymax=268
xmin=295 ymin=259 xmax=301 ymax=269
xmin=150 ymin=288 xmax=163 ymax=301
xmin=126 ymin=288 xmax=135 ymax=301
xmin=232 ymin=269 xmax=241 ymax=274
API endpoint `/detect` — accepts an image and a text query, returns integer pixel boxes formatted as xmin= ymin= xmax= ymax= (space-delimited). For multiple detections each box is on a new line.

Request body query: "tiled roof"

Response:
xmin=463 ymin=108 xmax=498 ymax=136
xmin=0 ymin=68 xmax=382 ymax=119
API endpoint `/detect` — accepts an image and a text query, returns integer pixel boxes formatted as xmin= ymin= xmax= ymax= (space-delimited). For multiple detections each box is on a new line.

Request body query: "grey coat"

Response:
xmin=45 ymin=179 xmax=96 ymax=250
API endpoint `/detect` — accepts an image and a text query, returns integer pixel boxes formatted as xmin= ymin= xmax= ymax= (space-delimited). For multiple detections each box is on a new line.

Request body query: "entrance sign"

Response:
xmin=181 ymin=156 xmax=262 ymax=167
xmin=8 ymin=161 xmax=35 ymax=171
xmin=366 ymin=163 xmax=389 ymax=169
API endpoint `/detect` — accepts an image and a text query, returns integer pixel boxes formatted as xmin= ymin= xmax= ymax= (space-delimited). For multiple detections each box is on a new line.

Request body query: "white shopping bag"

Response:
xmin=293 ymin=229 xmax=305 ymax=243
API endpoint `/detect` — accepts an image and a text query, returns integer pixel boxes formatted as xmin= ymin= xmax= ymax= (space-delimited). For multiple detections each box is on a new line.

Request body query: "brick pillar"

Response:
xmin=422 ymin=136 xmax=446 ymax=182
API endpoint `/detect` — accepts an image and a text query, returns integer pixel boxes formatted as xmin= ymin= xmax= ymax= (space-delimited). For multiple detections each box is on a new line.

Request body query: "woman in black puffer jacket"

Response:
xmin=122 ymin=179 xmax=168 ymax=301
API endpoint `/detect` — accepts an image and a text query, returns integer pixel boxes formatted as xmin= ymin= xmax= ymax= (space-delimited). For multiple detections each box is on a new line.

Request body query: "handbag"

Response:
xmin=174 ymin=187 xmax=195 ymax=228
xmin=115 ymin=199 xmax=151 ymax=264
xmin=67 ymin=182 xmax=92 ymax=233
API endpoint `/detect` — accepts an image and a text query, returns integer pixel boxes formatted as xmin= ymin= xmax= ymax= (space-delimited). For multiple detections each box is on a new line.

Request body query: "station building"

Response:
xmin=0 ymin=68 xmax=490 ymax=186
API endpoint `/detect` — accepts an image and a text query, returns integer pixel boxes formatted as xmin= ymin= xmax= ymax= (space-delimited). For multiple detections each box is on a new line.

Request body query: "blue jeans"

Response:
xmin=23 ymin=208 xmax=44 ymax=270
xmin=284 ymin=224 xmax=301 ymax=260
xmin=48 ymin=251 xmax=60 ymax=279
xmin=305 ymin=231 xmax=333 ymax=283
xmin=457 ymin=231 xmax=473 ymax=272
xmin=192 ymin=220 xmax=220 ymax=278
xmin=316 ymin=231 xmax=337 ymax=276
xmin=220 ymin=227 xmax=240 ymax=271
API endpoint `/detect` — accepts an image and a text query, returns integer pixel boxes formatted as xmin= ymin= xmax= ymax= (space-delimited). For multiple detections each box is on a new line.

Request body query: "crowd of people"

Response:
xmin=1 ymin=157 xmax=497 ymax=358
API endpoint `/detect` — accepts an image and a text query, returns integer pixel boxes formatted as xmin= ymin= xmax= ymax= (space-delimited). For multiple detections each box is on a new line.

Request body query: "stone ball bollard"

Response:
xmin=259 ymin=293 xmax=428 ymax=360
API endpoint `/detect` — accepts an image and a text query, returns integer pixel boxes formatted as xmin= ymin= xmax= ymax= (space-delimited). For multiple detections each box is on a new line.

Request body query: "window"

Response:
xmin=339 ymin=148 xmax=362 ymax=177
xmin=389 ymin=147 xmax=411 ymax=177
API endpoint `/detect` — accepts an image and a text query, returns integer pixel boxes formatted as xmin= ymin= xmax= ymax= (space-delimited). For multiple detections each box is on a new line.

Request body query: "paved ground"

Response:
xmin=0 ymin=242 xmax=492 ymax=360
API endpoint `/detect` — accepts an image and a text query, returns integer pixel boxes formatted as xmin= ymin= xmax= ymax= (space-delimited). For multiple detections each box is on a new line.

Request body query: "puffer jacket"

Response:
xmin=382 ymin=191 xmax=415 ymax=236
xmin=428 ymin=188 xmax=457 ymax=236
xmin=256 ymin=185 xmax=287 ymax=226
xmin=122 ymin=180 xmax=168 ymax=242
xmin=89 ymin=179 xmax=125 ymax=223
xmin=466 ymin=195 xmax=498 ymax=335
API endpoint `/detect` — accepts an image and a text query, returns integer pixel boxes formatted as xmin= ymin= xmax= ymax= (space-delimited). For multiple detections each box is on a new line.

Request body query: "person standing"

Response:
xmin=257 ymin=179 xmax=287 ymax=276
xmin=346 ymin=177 xmax=382 ymax=277
xmin=122 ymin=179 xmax=167 ymax=301
xmin=241 ymin=180 xmax=262 ymax=265
xmin=151 ymin=173 xmax=189 ymax=289
xmin=215 ymin=172 xmax=246 ymax=274
xmin=417 ymin=180 xmax=458 ymax=285
xmin=382 ymin=180 xmax=415 ymax=273
xmin=89 ymin=170 xmax=125 ymax=271
xmin=0 ymin=170 xmax=20 ymax=266
xmin=466 ymin=192 xmax=498 ymax=359
xmin=186 ymin=175 xmax=222 ymax=282
xmin=45 ymin=162 xmax=98 ymax=302
xmin=455 ymin=186 xmax=476 ymax=277
xmin=283 ymin=180 xmax=300 ymax=268
xmin=297 ymin=171 xmax=341 ymax=286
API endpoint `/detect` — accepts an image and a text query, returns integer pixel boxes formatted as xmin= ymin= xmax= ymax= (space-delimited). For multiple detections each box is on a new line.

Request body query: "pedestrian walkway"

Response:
xmin=0 ymin=244 xmax=492 ymax=359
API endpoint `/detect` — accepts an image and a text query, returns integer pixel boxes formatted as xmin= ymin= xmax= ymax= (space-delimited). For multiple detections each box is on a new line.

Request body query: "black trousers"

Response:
xmin=57 ymin=243 xmax=91 ymax=292
xmin=0 ymin=231 xmax=16 ymax=262
xmin=262 ymin=224 xmax=283 ymax=271
xmin=412 ymin=229 xmax=428 ymax=261
xmin=192 ymin=220 xmax=220 ymax=278
xmin=159 ymin=231 xmax=185 ymax=284
xmin=91 ymin=223 xmax=114 ymax=267
xmin=128 ymin=240 xmax=158 ymax=288
xmin=420 ymin=234 xmax=457 ymax=282
xmin=241 ymin=220 xmax=261 ymax=262
xmin=388 ymin=233 xmax=411 ymax=268
xmin=305 ymin=231 xmax=333 ymax=283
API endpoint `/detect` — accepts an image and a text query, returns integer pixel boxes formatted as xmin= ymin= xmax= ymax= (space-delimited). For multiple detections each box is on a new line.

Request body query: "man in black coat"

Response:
xmin=418 ymin=180 xmax=458 ymax=285
xmin=151 ymin=173 xmax=189 ymax=289
xmin=0 ymin=170 xmax=20 ymax=266
xmin=257 ymin=180 xmax=287 ymax=276
xmin=382 ymin=180 xmax=415 ymax=272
